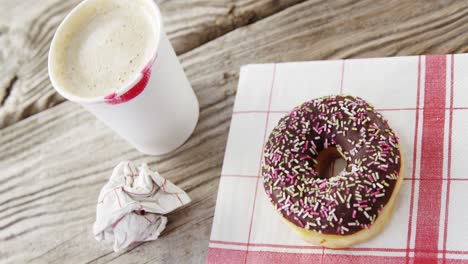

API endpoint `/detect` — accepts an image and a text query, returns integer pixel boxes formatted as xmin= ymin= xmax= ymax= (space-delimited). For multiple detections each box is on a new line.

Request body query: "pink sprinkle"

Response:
xmin=273 ymin=153 xmax=280 ymax=162
xmin=302 ymin=140 xmax=309 ymax=153
xmin=296 ymin=218 xmax=304 ymax=228
xmin=352 ymin=210 xmax=357 ymax=219
xmin=311 ymin=140 xmax=317 ymax=148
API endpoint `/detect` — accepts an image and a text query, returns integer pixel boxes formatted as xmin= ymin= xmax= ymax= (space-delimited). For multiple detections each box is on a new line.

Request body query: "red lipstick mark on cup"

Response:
xmin=104 ymin=55 xmax=157 ymax=105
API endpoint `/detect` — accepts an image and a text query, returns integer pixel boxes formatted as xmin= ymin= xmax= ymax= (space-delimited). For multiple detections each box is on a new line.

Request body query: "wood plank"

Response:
xmin=0 ymin=100 xmax=231 ymax=263
xmin=0 ymin=0 xmax=304 ymax=129
xmin=1 ymin=0 xmax=468 ymax=263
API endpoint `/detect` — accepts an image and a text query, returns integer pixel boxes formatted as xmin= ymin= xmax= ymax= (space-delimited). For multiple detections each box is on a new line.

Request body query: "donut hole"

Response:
xmin=315 ymin=147 xmax=346 ymax=179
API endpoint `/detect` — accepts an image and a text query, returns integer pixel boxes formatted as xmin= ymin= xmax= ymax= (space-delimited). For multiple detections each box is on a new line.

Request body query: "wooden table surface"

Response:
xmin=1 ymin=0 xmax=467 ymax=263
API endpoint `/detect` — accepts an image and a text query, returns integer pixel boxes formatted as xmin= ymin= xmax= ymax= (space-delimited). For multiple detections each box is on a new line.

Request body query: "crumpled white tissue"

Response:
xmin=93 ymin=161 xmax=190 ymax=252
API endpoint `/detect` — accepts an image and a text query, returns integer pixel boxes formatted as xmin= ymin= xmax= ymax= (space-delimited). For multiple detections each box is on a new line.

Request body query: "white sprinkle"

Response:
xmin=364 ymin=211 xmax=370 ymax=219
xmin=337 ymin=191 xmax=345 ymax=203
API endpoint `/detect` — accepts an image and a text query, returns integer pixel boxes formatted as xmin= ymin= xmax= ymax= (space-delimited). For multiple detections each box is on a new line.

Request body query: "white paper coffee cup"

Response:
xmin=48 ymin=0 xmax=199 ymax=155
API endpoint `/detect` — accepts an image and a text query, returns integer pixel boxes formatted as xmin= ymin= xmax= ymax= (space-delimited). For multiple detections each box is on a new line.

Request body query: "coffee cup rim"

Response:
xmin=48 ymin=0 xmax=162 ymax=105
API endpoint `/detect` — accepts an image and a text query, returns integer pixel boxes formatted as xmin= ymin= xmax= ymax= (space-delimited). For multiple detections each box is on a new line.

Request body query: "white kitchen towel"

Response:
xmin=208 ymin=54 xmax=468 ymax=263
xmin=93 ymin=161 xmax=190 ymax=252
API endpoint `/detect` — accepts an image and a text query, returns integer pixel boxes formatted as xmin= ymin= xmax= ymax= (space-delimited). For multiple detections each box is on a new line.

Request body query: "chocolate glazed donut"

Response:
xmin=261 ymin=95 xmax=403 ymax=248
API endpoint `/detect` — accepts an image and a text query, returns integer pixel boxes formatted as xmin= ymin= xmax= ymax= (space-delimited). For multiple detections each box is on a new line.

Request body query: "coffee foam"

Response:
xmin=49 ymin=0 xmax=158 ymax=98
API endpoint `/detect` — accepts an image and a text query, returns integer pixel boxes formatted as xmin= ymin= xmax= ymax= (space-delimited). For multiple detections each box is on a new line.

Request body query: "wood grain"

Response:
xmin=1 ymin=0 xmax=468 ymax=263
xmin=0 ymin=0 xmax=303 ymax=129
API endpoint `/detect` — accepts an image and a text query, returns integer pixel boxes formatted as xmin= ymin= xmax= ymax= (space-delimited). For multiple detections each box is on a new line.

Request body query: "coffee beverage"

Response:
xmin=48 ymin=0 xmax=199 ymax=155
xmin=49 ymin=0 xmax=158 ymax=98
